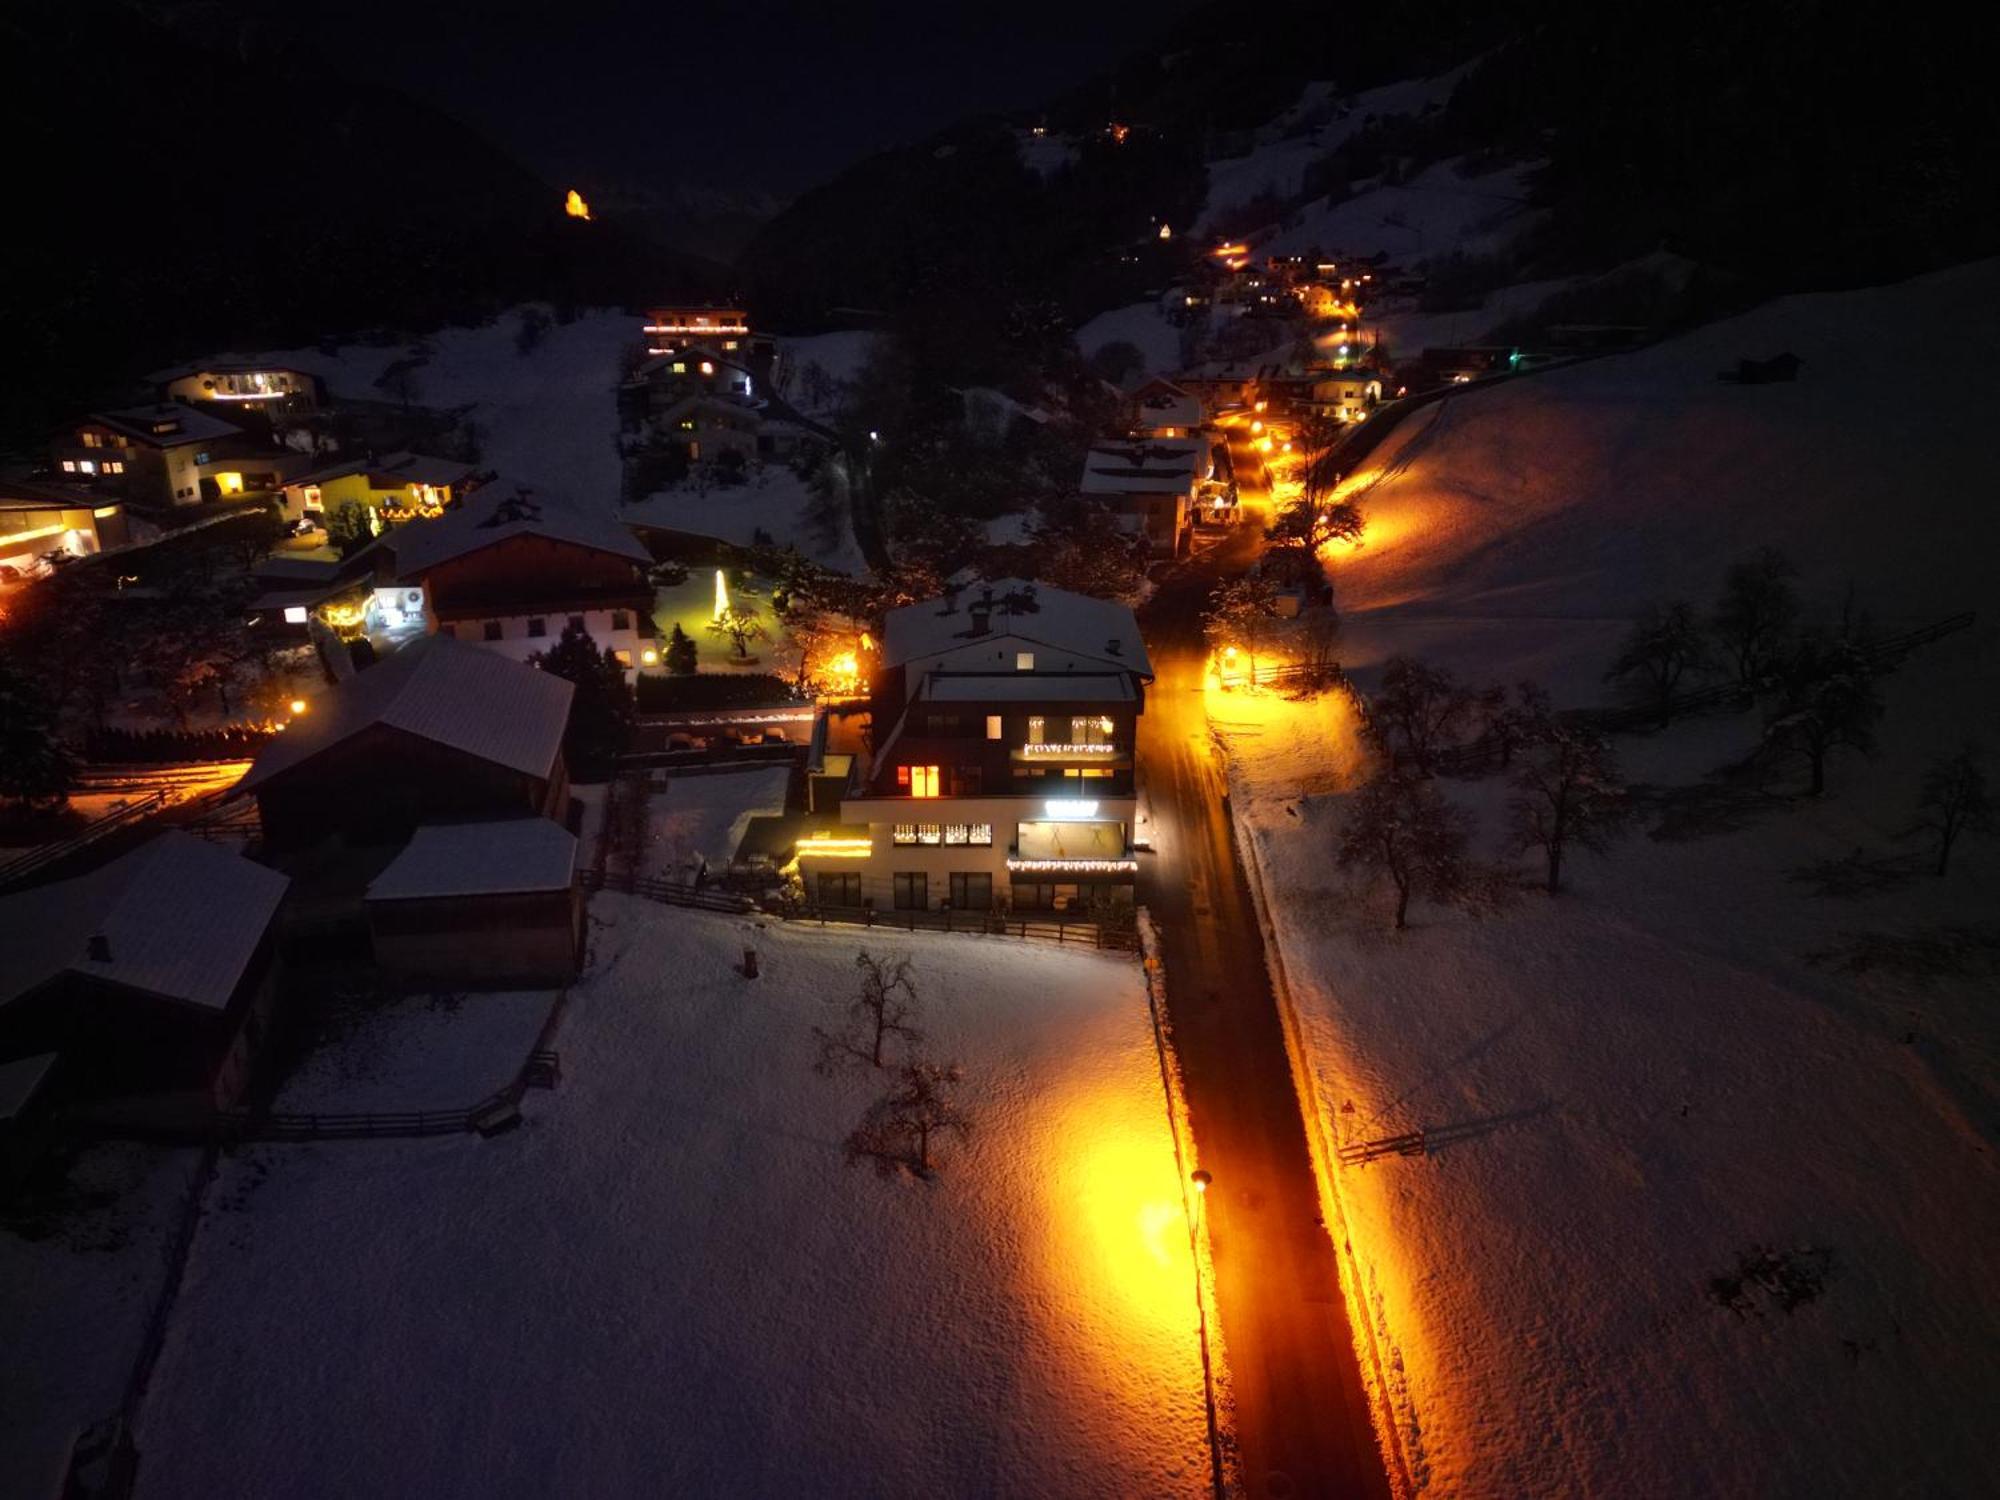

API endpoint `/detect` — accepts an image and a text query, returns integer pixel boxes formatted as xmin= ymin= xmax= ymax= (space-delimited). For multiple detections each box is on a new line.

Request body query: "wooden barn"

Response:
xmin=238 ymin=635 xmax=574 ymax=854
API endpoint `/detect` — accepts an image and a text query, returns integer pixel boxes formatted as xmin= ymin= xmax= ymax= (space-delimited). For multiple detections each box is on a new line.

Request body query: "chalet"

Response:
xmin=625 ymin=346 xmax=757 ymax=415
xmin=795 ymin=580 xmax=1152 ymax=916
xmin=365 ymin=817 xmax=583 ymax=986
xmin=156 ymin=363 xmax=322 ymax=414
xmin=1079 ymin=437 xmax=1207 ymax=558
xmin=238 ymin=635 xmax=574 ymax=853
xmin=51 ymin=402 xmax=246 ymax=508
xmin=1128 ymin=377 xmax=1204 ymax=440
xmin=279 ymin=451 xmax=480 ymax=525
xmin=639 ymin=305 xmax=776 ymax=368
xmin=1261 ymin=367 xmax=1383 ymax=422
xmin=648 ymin=393 xmax=765 ymax=467
xmin=0 ymin=478 xmax=126 ymax=585
xmin=1174 ymin=360 xmax=1262 ymax=410
xmin=364 ymin=476 xmax=657 ymax=671
xmin=0 ymin=832 xmax=289 ymax=1112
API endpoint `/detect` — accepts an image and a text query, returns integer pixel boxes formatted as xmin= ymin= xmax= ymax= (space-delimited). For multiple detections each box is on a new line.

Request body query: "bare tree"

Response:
xmin=813 ymin=950 xmax=922 ymax=1075
xmin=1761 ymin=631 xmax=1882 ymax=796
xmin=1266 ymin=497 xmax=1364 ymax=552
xmin=1606 ymin=601 xmax=1712 ymax=728
xmin=1905 ymin=745 xmax=1993 ymax=876
xmin=1507 ymin=719 xmax=1631 ymax=894
xmin=1373 ymin=656 xmax=1475 ymax=775
xmin=1336 ymin=769 xmax=1483 ymax=930
xmin=844 ymin=1060 xmax=973 ymax=1178
xmin=1204 ymin=576 xmax=1281 ymax=678
xmin=1475 ymin=680 xmax=1550 ymax=771
xmin=707 ymin=601 xmax=771 ymax=661
xmin=1712 ymin=547 xmax=1800 ymax=688
xmin=1290 ymin=606 xmax=1344 ymax=686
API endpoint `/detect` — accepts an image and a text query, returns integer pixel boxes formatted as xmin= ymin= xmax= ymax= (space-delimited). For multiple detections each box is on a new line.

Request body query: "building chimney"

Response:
xmin=969 ymin=605 xmax=991 ymax=636
xmin=87 ymin=934 xmax=112 ymax=963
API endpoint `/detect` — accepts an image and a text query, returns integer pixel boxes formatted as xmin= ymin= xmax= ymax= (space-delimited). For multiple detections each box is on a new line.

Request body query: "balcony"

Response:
xmin=1005 ymin=819 xmax=1136 ymax=874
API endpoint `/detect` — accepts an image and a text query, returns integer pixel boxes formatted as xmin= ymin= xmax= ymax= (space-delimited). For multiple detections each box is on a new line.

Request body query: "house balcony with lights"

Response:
xmin=792 ymin=580 xmax=1153 ymax=915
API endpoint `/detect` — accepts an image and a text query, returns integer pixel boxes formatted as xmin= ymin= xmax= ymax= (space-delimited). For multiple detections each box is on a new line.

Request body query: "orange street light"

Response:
xmin=289 ymin=698 xmax=307 ymax=716
xmin=1191 ymin=1170 xmax=1212 ymax=1194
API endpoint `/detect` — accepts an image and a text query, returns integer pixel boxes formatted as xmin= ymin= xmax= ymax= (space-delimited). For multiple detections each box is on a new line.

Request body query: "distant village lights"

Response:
xmin=564 ymin=189 xmax=591 ymax=221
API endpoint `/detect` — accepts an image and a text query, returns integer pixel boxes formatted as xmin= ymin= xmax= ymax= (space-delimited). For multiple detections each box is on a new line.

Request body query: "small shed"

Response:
xmin=365 ymin=818 xmax=582 ymax=987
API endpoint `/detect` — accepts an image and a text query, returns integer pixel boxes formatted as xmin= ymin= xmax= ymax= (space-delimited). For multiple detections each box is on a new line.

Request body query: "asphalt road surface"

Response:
xmin=1138 ymin=524 xmax=1392 ymax=1500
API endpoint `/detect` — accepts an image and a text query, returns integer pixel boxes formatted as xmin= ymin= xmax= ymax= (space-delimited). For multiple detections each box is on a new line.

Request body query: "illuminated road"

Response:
xmin=1139 ymin=532 xmax=1391 ymax=1499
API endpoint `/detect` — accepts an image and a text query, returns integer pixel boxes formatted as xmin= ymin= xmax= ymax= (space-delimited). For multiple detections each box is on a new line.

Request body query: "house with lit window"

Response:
xmin=278 ymin=451 xmax=480 ymax=526
xmin=363 ymin=475 xmax=659 ymax=673
xmin=1078 ymin=437 xmax=1207 ymax=558
xmin=1129 ymin=377 xmax=1204 ymax=440
xmin=794 ymin=579 xmax=1152 ymax=916
xmin=50 ymin=402 xmax=248 ymax=508
xmin=0 ymin=478 xmax=126 ymax=585
xmin=624 ymin=346 xmax=758 ymax=415
xmin=156 ymin=363 xmax=322 ymax=414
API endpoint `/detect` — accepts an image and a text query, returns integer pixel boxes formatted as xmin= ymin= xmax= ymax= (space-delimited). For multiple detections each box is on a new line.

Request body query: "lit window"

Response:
xmin=106 ymin=460 xmax=124 ymax=474
xmin=945 ymin=824 xmax=968 ymax=845
xmin=1026 ymin=715 xmax=1046 ymax=745
xmin=672 ymin=362 xmax=687 ymax=374
xmin=917 ymin=823 xmax=943 ymax=845
xmin=910 ymin=765 xmax=940 ymax=798
xmin=612 ymin=649 xmax=633 ymax=667
xmin=700 ymin=361 xmax=714 ymax=375
xmin=969 ymin=823 xmax=993 ymax=846
xmin=79 ymin=460 xmax=96 ymax=474
xmin=986 ymin=714 xmax=1002 ymax=740
xmin=893 ymin=823 xmax=918 ymax=845
xmin=1016 ymin=652 xmax=1034 ymax=670
xmin=283 ymin=605 xmax=309 ymax=624
xmin=61 ymin=459 xmax=76 ymax=472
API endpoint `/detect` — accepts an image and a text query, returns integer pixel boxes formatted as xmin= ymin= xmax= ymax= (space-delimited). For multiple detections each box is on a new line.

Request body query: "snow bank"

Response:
xmin=625 ymin=466 xmax=866 ymax=574
xmin=135 ymin=903 xmax=1209 ymax=1498
xmin=1261 ymin=158 xmax=1540 ymax=264
xmin=273 ymin=990 xmax=558 ymax=1113
xmin=1076 ymin=302 xmax=1186 ymax=380
xmin=643 ymin=766 xmax=792 ymax=879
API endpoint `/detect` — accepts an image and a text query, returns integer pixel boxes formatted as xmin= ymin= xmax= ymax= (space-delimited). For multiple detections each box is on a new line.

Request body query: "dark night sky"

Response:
xmin=290 ymin=0 xmax=1196 ymax=205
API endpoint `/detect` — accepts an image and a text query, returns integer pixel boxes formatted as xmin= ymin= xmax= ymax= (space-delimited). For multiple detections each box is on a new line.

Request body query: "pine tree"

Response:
xmin=531 ymin=621 xmax=634 ymax=779
xmin=0 ymin=660 xmax=75 ymax=810
xmin=664 ymin=623 xmax=698 ymax=675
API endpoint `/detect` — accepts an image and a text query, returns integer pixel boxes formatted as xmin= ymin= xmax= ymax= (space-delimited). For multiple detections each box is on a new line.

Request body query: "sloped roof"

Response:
xmin=285 ymin=450 xmax=479 ymax=491
xmin=0 ymin=477 xmax=98 ymax=511
xmin=379 ymin=476 xmax=651 ymax=578
xmin=238 ymin=634 xmax=574 ymax=794
xmin=366 ymin=817 xmax=577 ymax=901
xmin=0 ymin=832 xmax=289 ymax=1015
xmin=881 ymin=578 xmax=1152 ymax=677
xmin=0 ymin=1053 xmax=59 ymax=1121
xmin=1080 ymin=438 xmax=1205 ymax=495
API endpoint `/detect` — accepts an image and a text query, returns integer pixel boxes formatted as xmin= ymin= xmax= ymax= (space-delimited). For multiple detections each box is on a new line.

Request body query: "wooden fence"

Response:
xmin=776 ymin=899 xmax=1138 ymax=952
xmin=580 ymin=864 xmax=758 ymax=913
xmin=0 ymin=791 xmax=167 ymax=891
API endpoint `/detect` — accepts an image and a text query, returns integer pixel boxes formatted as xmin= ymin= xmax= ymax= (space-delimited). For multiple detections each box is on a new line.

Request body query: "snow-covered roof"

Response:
xmin=378 ymin=476 xmax=652 ymax=578
xmin=921 ymin=671 xmax=1136 ymax=703
xmin=0 ymin=832 xmax=289 ymax=1015
xmin=1132 ymin=379 xmax=1202 ymax=429
xmin=76 ymin=403 xmax=242 ymax=448
xmin=239 ymin=634 xmax=574 ymax=794
xmin=0 ymin=1052 xmax=59 ymax=1121
xmin=366 ymin=818 xmax=577 ymax=902
xmin=286 ymin=451 xmax=479 ymax=491
xmin=1080 ymin=439 xmax=1205 ymax=495
xmin=882 ymin=578 xmax=1152 ymax=677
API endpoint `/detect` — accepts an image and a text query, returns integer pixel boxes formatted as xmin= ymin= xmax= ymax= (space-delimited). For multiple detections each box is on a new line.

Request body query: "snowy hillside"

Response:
xmin=133 ymin=902 xmax=1210 ymax=1498
xmin=1194 ymin=69 xmax=1469 ymax=235
xmin=1076 ymin=300 xmax=1186 ymax=380
xmin=1208 ymin=261 xmax=2000 ymax=1496
xmin=1260 ymin=157 xmax=1539 ymax=264
xmin=234 ymin=308 xmax=633 ymax=504
xmin=1329 ymin=259 xmax=2000 ymax=700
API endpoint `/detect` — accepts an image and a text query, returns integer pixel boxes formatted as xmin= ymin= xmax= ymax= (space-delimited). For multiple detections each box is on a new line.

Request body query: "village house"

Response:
xmin=50 ymin=402 xmax=251 ymax=508
xmin=156 ymin=363 xmax=322 ymax=414
xmin=237 ymin=635 xmax=574 ymax=853
xmin=624 ymin=346 xmax=758 ymax=415
xmin=0 ymin=832 xmax=290 ymax=1119
xmin=361 ymin=476 xmax=658 ymax=671
xmin=279 ymin=450 xmax=481 ymax=526
xmin=0 ymin=478 xmax=126 ymax=585
xmin=639 ymin=305 xmax=776 ymax=366
xmin=1174 ymin=359 xmax=1262 ymax=411
xmin=794 ymin=580 xmax=1152 ymax=916
xmin=1079 ymin=436 xmax=1207 ymax=558
xmin=1128 ymin=377 xmax=1204 ymax=440
xmin=363 ymin=817 xmax=583 ymax=986
xmin=646 ymin=393 xmax=766 ymax=468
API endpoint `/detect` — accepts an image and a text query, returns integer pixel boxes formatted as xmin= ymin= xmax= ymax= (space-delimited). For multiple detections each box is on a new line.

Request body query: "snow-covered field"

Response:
xmin=273 ymin=989 xmax=557 ymax=1113
xmin=237 ymin=307 xmax=633 ymax=504
xmin=625 ymin=464 xmax=865 ymax=573
xmin=133 ymin=901 xmax=1209 ymax=1498
xmin=1076 ymin=301 xmax=1187 ymax=381
xmin=1209 ymin=261 xmax=2000 ymax=1495
xmin=1260 ymin=158 xmax=1540 ymax=264
xmin=1 ymin=1144 xmax=202 ymax=1495
xmin=642 ymin=766 xmax=792 ymax=880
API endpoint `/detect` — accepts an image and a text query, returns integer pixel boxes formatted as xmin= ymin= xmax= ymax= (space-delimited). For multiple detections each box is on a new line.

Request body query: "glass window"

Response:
xmin=892 ymin=824 xmax=918 ymax=845
xmin=483 ymin=621 xmax=503 ymax=641
xmin=817 ymin=871 xmax=861 ymax=906
xmin=612 ymin=649 xmax=633 ymax=667
xmin=910 ymin=765 xmax=940 ymax=798
xmin=917 ymin=824 xmax=942 ymax=845
xmin=1026 ymin=716 xmax=1046 ymax=745
xmin=567 ymin=615 xmax=586 ymax=634
xmin=1016 ymin=652 xmax=1035 ymax=671
xmin=949 ymin=872 xmax=993 ymax=910
xmin=969 ymin=823 xmax=993 ymax=846
xmin=893 ymin=872 xmax=928 ymax=910
xmin=944 ymin=824 xmax=968 ymax=845
xmin=612 ymin=610 xmax=631 ymax=631
xmin=528 ymin=617 xmax=547 ymax=638
xmin=986 ymin=714 xmax=1002 ymax=740
xmin=61 ymin=460 xmax=75 ymax=472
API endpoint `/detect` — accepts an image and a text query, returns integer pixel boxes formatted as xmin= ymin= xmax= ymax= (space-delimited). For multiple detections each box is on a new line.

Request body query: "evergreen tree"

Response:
xmin=531 ymin=621 xmax=634 ymax=779
xmin=664 ymin=623 xmax=699 ymax=675
xmin=0 ymin=659 xmax=75 ymax=810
